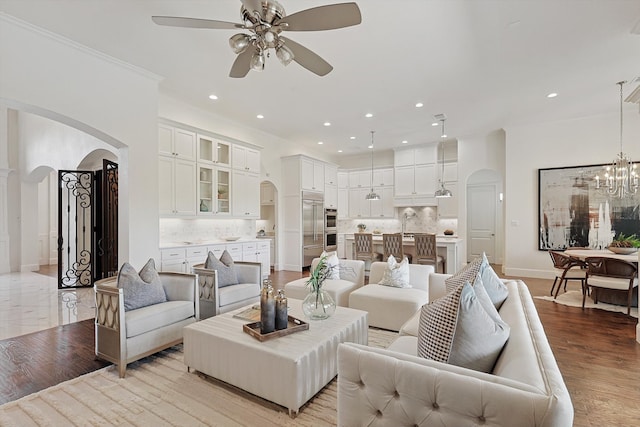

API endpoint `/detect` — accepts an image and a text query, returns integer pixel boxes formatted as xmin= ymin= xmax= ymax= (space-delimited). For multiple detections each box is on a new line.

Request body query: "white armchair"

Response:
xmin=94 ymin=271 xmax=198 ymax=378
xmin=348 ymin=262 xmax=447 ymax=331
xmin=192 ymin=261 xmax=262 ymax=318
xmin=284 ymin=258 xmax=365 ymax=307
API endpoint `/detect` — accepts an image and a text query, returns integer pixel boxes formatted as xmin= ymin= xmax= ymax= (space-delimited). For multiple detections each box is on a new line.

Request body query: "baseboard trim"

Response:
xmin=503 ymin=267 xmax=556 ymax=280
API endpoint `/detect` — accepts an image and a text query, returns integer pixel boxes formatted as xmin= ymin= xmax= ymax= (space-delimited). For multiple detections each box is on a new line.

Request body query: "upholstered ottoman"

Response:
xmin=348 ymin=262 xmax=434 ymax=331
xmin=284 ymin=258 xmax=365 ymax=307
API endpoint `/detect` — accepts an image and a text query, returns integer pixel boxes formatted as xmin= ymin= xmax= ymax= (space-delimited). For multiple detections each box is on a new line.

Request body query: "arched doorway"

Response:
xmin=466 ymin=169 xmax=504 ymax=264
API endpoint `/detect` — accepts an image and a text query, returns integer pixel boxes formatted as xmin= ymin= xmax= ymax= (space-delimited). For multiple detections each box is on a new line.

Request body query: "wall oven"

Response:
xmin=325 ymin=208 xmax=337 ymax=252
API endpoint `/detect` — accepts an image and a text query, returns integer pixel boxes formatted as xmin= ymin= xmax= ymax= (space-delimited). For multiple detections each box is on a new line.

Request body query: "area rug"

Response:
xmin=535 ymin=290 xmax=638 ymax=318
xmin=0 ymin=328 xmax=398 ymax=426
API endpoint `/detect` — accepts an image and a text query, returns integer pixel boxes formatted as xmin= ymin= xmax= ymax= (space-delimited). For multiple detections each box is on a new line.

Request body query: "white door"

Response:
xmin=467 ymin=184 xmax=497 ymax=262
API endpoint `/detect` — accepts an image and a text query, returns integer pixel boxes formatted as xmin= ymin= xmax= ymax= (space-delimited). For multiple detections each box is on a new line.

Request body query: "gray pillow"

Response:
xmin=117 ymin=258 xmax=167 ymax=311
xmin=418 ymin=279 xmax=510 ymax=373
xmin=204 ymin=250 xmax=239 ymax=287
xmin=479 ymin=252 xmax=509 ymax=310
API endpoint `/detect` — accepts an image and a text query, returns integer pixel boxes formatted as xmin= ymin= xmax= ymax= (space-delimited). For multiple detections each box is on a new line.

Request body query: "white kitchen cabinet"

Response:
xmin=232 ymin=145 xmax=260 ymax=173
xmin=372 ymin=168 xmax=394 ymax=187
xmin=225 ymin=243 xmax=243 ymax=261
xmin=337 ymin=171 xmax=349 ymax=189
xmin=159 ymin=125 xmax=196 ymax=160
xmin=260 ymin=182 xmax=275 ymax=204
xmin=160 ymin=248 xmax=187 ymax=272
xmin=325 ymin=183 xmax=338 ymax=209
xmin=159 ymin=155 xmax=197 ymax=216
xmin=440 ymin=162 xmax=457 ymax=182
xmin=232 ymin=170 xmax=260 ymax=217
xmin=394 ymin=164 xmax=437 ymax=206
xmin=394 ymin=145 xmax=437 ymax=167
xmin=241 ymin=241 xmax=270 ymax=278
xmin=325 ymin=163 xmax=338 ymax=185
xmin=338 ymin=188 xmax=349 ymax=219
xmin=369 ymin=187 xmax=395 ymax=218
xmin=348 ymin=170 xmax=372 ymax=189
xmin=337 ymin=234 xmax=346 ymax=259
xmin=197 ymin=165 xmax=231 ymax=216
xmin=348 ymin=187 xmax=371 ymax=218
xmin=301 ymin=157 xmax=325 ymax=191
xmin=437 ymin=181 xmax=458 ymax=218
xmin=197 ymin=134 xmax=231 ymax=167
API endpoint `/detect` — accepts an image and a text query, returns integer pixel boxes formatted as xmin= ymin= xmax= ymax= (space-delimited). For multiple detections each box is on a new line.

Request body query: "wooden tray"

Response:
xmin=243 ymin=315 xmax=309 ymax=342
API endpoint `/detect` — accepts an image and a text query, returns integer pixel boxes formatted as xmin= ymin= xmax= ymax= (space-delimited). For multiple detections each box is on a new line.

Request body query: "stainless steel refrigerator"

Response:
xmin=302 ymin=191 xmax=324 ymax=268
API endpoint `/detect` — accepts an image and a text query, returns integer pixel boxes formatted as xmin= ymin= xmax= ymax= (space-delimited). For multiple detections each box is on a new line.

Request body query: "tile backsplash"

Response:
xmin=338 ymin=207 xmax=458 ymax=235
xmin=160 ymin=218 xmax=256 ymax=243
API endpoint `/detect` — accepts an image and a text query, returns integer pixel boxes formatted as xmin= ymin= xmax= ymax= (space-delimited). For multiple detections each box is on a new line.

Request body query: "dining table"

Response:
xmin=563 ymin=248 xmax=639 ymax=308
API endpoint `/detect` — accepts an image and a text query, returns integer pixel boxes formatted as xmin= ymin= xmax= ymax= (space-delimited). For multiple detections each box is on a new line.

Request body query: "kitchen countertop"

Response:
xmin=160 ymin=237 xmax=262 ymax=249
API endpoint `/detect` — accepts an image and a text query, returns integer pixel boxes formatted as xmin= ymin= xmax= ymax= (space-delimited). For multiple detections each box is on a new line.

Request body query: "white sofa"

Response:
xmin=284 ymin=258 xmax=365 ymax=307
xmin=348 ymin=262 xmax=442 ymax=331
xmin=338 ymin=279 xmax=573 ymax=427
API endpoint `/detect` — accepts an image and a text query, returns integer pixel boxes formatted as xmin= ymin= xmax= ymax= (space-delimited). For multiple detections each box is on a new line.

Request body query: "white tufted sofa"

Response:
xmin=337 ymin=279 xmax=573 ymax=427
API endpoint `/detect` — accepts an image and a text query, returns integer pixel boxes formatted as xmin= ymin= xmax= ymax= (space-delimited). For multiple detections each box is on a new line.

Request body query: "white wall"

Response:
xmin=503 ymin=110 xmax=640 ymax=278
xmin=0 ymin=13 xmax=161 ymax=268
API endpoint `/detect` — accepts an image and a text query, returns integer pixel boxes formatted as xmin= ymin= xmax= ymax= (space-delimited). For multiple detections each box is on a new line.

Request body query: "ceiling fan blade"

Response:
xmin=278 ymin=2 xmax=362 ymax=31
xmin=281 ymin=37 xmax=333 ymax=76
xmin=229 ymin=48 xmax=255 ymax=78
xmin=152 ymin=16 xmax=245 ymax=30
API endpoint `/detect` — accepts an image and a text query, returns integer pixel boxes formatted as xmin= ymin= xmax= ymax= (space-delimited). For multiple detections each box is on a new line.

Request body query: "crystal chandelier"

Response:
xmin=365 ymin=131 xmax=380 ymax=200
xmin=434 ymin=118 xmax=453 ymax=198
xmin=595 ymin=81 xmax=639 ymax=198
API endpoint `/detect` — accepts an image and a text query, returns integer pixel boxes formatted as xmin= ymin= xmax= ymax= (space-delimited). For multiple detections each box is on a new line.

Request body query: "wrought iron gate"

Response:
xmin=57 ymin=161 xmax=118 ymax=289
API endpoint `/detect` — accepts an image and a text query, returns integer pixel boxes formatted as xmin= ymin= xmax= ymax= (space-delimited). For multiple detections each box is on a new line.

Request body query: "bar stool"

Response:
xmin=382 ymin=233 xmax=412 ymax=263
xmin=413 ymin=233 xmax=445 ymax=273
xmin=353 ymin=233 xmax=383 ymax=275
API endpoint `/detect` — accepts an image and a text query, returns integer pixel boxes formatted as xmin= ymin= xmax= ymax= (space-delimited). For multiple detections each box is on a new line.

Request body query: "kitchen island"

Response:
xmin=344 ymin=234 xmax=463 ymax=274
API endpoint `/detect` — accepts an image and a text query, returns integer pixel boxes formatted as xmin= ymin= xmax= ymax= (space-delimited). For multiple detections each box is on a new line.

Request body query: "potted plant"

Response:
xmin=302 ymin=255 xmax=336 ymax=320
xmin=357 ymin=223 xmax=366 ymax=233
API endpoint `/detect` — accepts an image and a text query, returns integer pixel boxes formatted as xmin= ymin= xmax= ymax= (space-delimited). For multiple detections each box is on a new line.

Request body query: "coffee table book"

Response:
xmin=243 ymin=316 xmax=309 ymax=342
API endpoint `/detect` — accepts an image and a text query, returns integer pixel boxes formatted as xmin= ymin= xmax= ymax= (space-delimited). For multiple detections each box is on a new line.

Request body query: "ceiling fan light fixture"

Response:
xmin=276 ymin=44 xmax=295 ymax=66
xmin=250 ymin=51 xmax=265 ymax=71
xmin=229 ymin=33 xmax=252 ymax=54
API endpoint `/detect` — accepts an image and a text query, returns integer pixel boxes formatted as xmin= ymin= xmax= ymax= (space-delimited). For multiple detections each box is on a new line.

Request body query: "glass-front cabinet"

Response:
xmin=198 ymin=165 xmax=231 ymax=216
xmin=197 ymin=134 xmax=231 ymax=167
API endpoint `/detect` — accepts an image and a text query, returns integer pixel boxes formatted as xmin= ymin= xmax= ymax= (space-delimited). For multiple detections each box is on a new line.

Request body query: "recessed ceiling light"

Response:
xmin=431 ymin=122 xmax=439 ymax=126
xmin=350 ymin=136 xmax=356 ymax=140
xmin=415 ymin=102 xmax=423 ymax=108
xmin=208 ymin=94 xmax=218 ymax=100
xmin=547 ymin=92 xmax=558 ymax=98
xmin=368 ymin=145 xmax=373 ymax=149
xmin=324 ymin=122 xmax=331 ymax=126
xmin=338 ymin=149 xmax=343 ymax=153
xmin=318 ymin=141 xmax=324 ymax=145
xmin=256 ymin=114 xmax=264 ymax=119
xmin=365 ymin=113 xmax=373 ymax=118
xmin=402 ymin=140 xmax=408 ymax=144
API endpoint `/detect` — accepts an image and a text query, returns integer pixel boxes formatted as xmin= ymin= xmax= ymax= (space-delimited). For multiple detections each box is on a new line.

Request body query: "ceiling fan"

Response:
xmin=152 ymin=1 xmax=362 ymax=78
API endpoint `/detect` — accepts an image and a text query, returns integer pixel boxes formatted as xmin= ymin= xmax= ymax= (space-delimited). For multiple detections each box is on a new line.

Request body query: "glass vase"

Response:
xmin=302 ymin=288 xmax=336 ymax=320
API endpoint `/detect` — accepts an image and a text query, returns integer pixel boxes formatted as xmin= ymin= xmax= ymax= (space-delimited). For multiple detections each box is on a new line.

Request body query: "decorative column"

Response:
xmin=0 ymin=106 xmax=12 ymax=274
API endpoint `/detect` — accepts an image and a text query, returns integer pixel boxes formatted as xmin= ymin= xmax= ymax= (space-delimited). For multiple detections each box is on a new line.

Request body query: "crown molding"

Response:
xmin=0 ymin=12 xmax=162 ymax=82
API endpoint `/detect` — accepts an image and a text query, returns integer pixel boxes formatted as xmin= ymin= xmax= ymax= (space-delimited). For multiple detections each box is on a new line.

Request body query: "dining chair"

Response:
xmin=584 ymin=256 xmax=638 ymax=315
xmin=413 ymin=233 xmax=445 ymax=273
xmin=382 ymin=233 xmax=412 ymax=263
xmin=353 ymin=233 xmax=383 ymax=274
xmin=548 ymin=250 xmax=587 ymax=298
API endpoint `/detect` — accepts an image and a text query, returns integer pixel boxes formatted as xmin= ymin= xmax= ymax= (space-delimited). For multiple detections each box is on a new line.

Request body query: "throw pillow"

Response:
xmin=117 ymin=258 xmax=167 ymax=311
xmin=204 ymin=250 xmax=239 ymax=287
xmin=418 ymin=280 xmax=510 ymax=373
xmin=378 ymin=255 xmax=411 ymax=288
xmin=444 ymin=257 xmax=483 ymax=293
xmin=479 ymin=252 xmax=509 ymax=310
xmin=321 ymin=251 xmax=340 ymax=280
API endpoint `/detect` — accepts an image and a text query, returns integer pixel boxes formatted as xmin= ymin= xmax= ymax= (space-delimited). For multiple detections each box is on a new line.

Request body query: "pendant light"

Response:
xmin=365 ymin=131 xmax=381 ymax=200
xmin=435 ymin=118 xmax=453 ymax=198
xmin=595 ymin=81 xmax=639 ymax=198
